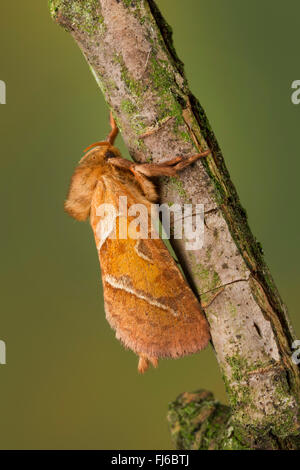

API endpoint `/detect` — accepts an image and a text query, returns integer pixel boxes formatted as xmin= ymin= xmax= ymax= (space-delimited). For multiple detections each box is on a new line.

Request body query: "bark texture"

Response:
xmin=49 ymin=0 xmax=300 ymax=449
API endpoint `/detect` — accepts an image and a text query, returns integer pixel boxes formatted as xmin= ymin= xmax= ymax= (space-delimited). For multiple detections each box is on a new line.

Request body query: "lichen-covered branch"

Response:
xmin=167 ymin=390 xmax=300 ymax=450
xmin=49 ymin=0 xmax=300 ymax=449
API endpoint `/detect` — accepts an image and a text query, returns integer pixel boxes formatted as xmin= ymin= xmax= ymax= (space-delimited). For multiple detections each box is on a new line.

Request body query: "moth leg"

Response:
xmin=153 ymin=156 xmax=183 ymax=166
xmin=109 ymin=158 xmax=158 ymax=201
xmin=169 ymin=150 xmax=210 ymax=171
xmin=132 ymin=164 xmax=177 ymax=177
xmin=138 ymin=354 xmax=159 ymax=374
xmin=107 ymin=110 xmax=118 ymax=145
xmin=130 ymin=168 xmax=158 ymax=202
xmin=110 ymin=157 xmax=176 ymax=176
xmin=109 ymin=157 xmax=133 ymax=170
xmin=201 ymin=287 xmax=224 ymax=309
xmin=133 ymin=150 xmax=210 ymax=177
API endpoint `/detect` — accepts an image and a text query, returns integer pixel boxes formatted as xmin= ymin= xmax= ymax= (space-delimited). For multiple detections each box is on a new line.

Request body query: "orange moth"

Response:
xmin=65 ymin=112 xmax=211 ymax=373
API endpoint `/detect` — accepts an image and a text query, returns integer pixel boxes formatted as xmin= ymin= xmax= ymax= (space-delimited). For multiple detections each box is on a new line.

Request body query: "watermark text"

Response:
xmin=0 ymin=80 xmax=6 ymax=104
xmin=0 ymin=340 xmax=6 ymax=365
xmin=291 ymin=80 xmax=300 ymax=105
xmin=292 ymin=340 xmax=300 ymax=365
xmin=95 ymin=197 xmax=204 ymax=251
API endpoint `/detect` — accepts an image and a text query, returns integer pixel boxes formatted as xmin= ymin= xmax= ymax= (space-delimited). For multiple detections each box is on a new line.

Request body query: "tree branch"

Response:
xmin=49 ymin=0 xmax=300 ymax=449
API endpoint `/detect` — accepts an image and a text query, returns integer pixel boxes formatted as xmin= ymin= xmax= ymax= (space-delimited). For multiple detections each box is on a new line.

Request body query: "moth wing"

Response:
xmin=90 ymin=178 xmax=210 ymax=362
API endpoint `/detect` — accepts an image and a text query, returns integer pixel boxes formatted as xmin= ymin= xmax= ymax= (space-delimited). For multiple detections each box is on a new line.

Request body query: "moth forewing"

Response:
xmin=89 ymin=171 xmax=210 ymax=373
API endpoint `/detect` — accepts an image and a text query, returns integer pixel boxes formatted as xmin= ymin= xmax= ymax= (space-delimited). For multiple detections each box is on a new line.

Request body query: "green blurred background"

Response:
xmin=0 ymin=0 xmax=299 ymax=449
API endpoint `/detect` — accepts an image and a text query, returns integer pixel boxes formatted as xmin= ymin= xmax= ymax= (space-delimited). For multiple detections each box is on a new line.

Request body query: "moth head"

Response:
xmin=78 ymin=142 xmax=121 ymax=168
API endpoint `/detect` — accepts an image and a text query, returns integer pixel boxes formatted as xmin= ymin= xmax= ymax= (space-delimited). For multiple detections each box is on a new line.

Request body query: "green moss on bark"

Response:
xmin=49 ymin=0 xmax=105 ymax=35
xmin=168 ymin=390 xmax=249 ymax=450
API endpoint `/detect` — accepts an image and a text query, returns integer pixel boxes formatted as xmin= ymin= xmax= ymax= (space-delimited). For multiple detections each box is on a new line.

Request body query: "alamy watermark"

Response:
xmin=291 ymin=80 xmax=300 ymax=105
xmin=95 ymin=197 xmax=204 ymax=251
xmin=0 ymin=340 xmax=6 ymax=365
xmin=0 ymin=80 xmax=6 ymax=104
xmin=292 ymin=340 xmax=300 ymax=365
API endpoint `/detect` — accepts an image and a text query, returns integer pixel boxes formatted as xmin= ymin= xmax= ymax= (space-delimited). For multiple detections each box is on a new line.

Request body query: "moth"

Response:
xmin=65 ymin=112 xmax=211 ymax=373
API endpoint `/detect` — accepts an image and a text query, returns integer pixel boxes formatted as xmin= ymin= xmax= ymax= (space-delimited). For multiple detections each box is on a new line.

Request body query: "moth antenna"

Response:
xmin=83 ymin=141 xmax=107 ymax=153
xmin=107 ymin=110 xmax=118 ymax=145
xmin=83 ymin=112 xmax=118 ymax=152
